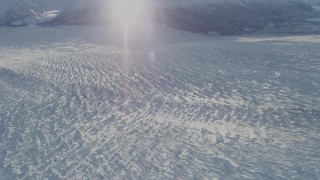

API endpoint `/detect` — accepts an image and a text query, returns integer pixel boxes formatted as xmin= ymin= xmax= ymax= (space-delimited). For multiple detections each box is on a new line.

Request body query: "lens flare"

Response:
xmin=111 ymin=0 xmax=146 ymax=30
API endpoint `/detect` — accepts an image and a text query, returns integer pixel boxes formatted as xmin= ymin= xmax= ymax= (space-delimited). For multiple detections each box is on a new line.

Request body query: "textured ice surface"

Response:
xmin=0 ymin=26 xmax=319 ymax=179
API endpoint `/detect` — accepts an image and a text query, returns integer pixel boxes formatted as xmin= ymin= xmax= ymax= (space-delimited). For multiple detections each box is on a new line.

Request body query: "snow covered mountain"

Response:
xmin=44 ymin=0 xmax=110 ymax=25
xmin=45 ymin=0 xmax=316 ymax=34
xmin=0 ymin=0 xmax=44 ymax=26
xmin=156 ymin=1 xmax=315 ymax=35
xmin=0 ymin=0 xmax=62 ymax=26
xmin=0 ymin=0 xmax=318 ymax=34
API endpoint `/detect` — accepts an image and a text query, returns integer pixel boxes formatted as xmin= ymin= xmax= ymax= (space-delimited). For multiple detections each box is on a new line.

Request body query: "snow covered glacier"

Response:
xmin=1 ymin=0 xmax=320 ymax=179
xmin=0 ymin=25 xmax=319 ymax=179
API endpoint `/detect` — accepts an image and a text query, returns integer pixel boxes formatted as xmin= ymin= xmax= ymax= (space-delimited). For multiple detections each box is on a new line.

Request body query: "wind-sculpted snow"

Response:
xmin=0 ymin=27 xmax=320 ymax=179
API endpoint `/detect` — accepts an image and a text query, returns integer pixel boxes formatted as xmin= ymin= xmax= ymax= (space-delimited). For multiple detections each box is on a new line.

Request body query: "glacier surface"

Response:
xmin=0 ymin=26 xmax=320 ymax=179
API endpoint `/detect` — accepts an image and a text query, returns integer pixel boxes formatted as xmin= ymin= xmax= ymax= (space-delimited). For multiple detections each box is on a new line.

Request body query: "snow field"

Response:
xmin=0 ymin=27 xmax=320 ymax=179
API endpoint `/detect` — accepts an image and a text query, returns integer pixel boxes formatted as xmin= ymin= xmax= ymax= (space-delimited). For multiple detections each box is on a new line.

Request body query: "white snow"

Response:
xmin=0 ymin=26 xmax=319 ymax=179
xmin=237 ymin=35 xmax=320 ymax=43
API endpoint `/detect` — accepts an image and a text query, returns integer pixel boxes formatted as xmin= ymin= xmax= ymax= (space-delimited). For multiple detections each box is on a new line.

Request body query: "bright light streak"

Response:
xmin=111 ymin=0 xmax=146 ymax=30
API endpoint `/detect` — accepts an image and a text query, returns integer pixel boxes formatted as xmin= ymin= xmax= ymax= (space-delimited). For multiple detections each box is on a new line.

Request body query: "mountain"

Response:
xmin=44 ymin=0 xmax=316 ymax=34
xmin=0 ymin=0 xmax=46 ymax=26
xmin=43 ymin=0 xmax=110 ymax=25
xmin=0 ymin=0 xmax=318 ymax=34
xmin=156 ymin=1 xmax=315 ymax=35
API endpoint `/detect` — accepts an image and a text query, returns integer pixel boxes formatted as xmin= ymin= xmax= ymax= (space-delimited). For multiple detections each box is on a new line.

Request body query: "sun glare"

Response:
xmin=111 ymin=0 xmax=146 ymax=30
